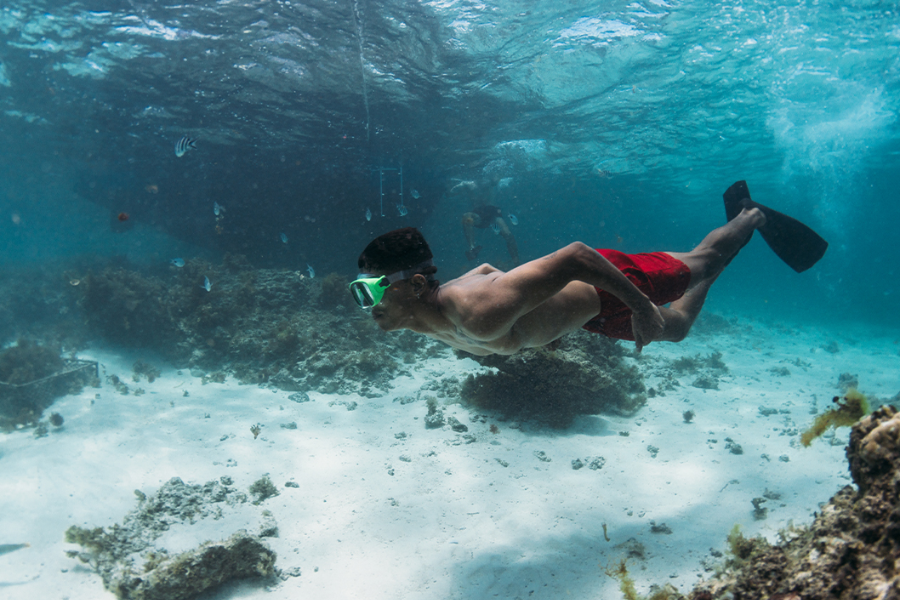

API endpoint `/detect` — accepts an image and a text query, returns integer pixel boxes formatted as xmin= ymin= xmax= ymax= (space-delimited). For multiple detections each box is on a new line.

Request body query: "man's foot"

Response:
xmin=723 ymin=180 xmax=828 ymax=273
xmin=465 ymin=245 xmax=482 ymax=261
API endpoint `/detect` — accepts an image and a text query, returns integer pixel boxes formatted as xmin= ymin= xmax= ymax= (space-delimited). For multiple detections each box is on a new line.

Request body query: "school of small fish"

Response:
xmin=175 ymin=135 xmax=196 ymax=158
xmin=306 ymin=264 xmax=315 ymax=278
xmin=202 ymin=276 xmax=212 ymax=291
xmin=508 ymin=213 xmax=518 ymax=225
xmin=170 ymin=258 xmax=185 ymax=267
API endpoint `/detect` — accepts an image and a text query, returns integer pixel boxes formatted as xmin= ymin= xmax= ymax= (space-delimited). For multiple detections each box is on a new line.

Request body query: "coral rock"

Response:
xmin=690 ymin=404 xmax=900 ymax=599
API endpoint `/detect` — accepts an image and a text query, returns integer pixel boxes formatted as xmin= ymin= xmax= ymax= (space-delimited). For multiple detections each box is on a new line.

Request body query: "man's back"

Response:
xmin=426 ymin=262 xmax=604 ymax=355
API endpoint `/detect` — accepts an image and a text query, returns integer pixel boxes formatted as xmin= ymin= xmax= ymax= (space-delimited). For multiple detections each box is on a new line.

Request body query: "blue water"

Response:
xmin=0 ymin=0 xmax=898 ymax=327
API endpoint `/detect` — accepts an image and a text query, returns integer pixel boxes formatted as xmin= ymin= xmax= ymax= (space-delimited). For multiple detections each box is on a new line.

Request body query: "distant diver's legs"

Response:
xmin=463 ymin=212 xmax=481 ymax=260
xmin=495 ymin=217 xmax=520 ymax=266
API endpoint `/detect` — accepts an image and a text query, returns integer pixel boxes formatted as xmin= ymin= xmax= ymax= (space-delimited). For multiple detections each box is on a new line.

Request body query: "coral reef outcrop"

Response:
xmin=0 ymin=261 xmax=91 ymax=348
xmin=0 ymin=339 xmax=94 ymax=429
xmin=75 ymin=259 xmax=439 ymax=395
xmin=459 ymin=330 xmax=646 ymax=427
xmin=685 ymin=404 xmax=900 ymax=600
xmin=65 ymin=477 xmax=278 ymax=600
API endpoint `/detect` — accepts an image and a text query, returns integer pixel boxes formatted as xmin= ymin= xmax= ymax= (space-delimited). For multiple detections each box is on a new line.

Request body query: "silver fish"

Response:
xmin=175 ymin=135 xmax=196 ymax=157
xmin=213 ymin=202 xmax=224 ymax=216
xmin=280 ymin=233 xmax=288 ymax=244
xmin=170 ymin=258 xmax=185 ymax=267
xmin=397 ymin=204 xmax=408 ymax=217
xmin=202 ymin=276 xmax=211 ymax=292
xmin=365 ymin=208 xmax=372 ymax=221
xmin=410 ymin=189 xmax=420 ymax=199
xmin=0 ymin=543 xmax=29 ymax=556
xmin=490 ymin=223 xmax=501 ymax=234
xmin=508 ymin=213 xmax=518 ymax=225
xmin=306 ymin=264 xmax=315 ymax=279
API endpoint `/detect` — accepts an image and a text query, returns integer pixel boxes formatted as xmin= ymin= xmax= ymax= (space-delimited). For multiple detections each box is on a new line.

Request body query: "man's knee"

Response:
xmin=666 ymin=324 xmax=690 ymax=343
xmin=567 ymin=242 xmax=600 ymax=269
xmin=659 ymin=309 xmax=692 ymax=343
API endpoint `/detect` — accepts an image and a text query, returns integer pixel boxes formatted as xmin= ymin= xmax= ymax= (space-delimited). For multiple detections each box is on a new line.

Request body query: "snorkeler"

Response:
xmin=349 ymin=181 xmax=827 ymax=355
xmin=450 ymin=176 xmax=519 ymax=266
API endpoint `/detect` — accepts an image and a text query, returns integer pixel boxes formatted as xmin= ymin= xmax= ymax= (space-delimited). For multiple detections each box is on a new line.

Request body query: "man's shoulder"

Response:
xmin=439 ymin=269 xmax=503 ymax=307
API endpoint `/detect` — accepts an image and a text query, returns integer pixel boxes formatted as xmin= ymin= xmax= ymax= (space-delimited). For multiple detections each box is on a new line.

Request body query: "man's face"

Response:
xmin=370 ymin=276 xmax=412 ymax=332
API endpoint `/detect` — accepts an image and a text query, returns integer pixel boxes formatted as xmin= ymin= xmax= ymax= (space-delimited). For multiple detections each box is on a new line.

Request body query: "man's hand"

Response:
xmin=631 ymin=302 xmax=665 ymax=353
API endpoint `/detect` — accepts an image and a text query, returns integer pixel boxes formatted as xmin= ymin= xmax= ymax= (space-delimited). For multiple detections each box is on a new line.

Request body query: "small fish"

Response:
xmin=117 ymin=212 xmax=129 ymax=222
xmin=0 ymin=543 xmax=29 ymax=556
xmin=175 ymin=135 xmax=196 ymax=157
xmin=490 ymin=223 xmax=501 ymax=234
xmin=280 ymin=233 xmax=288 ymax=244
xmin=365 ymin=208 xmax=372 ymax=221
xmin=410 ymin=189 xmax=420 ymax=199
xmin=508 ymin=213 xmax=518 ymax=225
xmin=306 ymin=264 xmax=315 ymax=279
xmin=397 ymin=204 xmax=408 ymax=217
xmin=213 ymin=202 xmax=225 ymax=216
xmin=170 ymin=258 xmax=185 ymax=267
xmin=202 ymin=276 xmax=211 ymax=291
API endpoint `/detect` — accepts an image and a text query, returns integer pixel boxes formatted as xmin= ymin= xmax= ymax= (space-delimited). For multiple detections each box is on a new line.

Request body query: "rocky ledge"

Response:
xmin=686 ymin=404 xmax=900 ymax=600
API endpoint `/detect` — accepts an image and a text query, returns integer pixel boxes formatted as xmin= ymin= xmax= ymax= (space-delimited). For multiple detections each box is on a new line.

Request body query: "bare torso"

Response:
xmin=425 ymin=264 xmax=603 ymax=355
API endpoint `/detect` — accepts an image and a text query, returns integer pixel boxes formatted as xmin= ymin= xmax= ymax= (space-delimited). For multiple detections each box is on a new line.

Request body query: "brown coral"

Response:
xmin=690 ymin=405 xmax=900 ymax=599
xmin=460 ymin=330 xmax=645 ymax=427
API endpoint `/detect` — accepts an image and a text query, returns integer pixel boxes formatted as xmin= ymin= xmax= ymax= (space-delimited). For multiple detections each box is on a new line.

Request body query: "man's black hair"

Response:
xmin=358 ymin=228 xmax=438 ymax=282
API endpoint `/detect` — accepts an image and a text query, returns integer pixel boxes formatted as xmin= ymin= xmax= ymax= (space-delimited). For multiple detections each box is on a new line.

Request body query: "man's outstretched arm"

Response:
xmin=453 ymin=242 xmax=665 ymax=350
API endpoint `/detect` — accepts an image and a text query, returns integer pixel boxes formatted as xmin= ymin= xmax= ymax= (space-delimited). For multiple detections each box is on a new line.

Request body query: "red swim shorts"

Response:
xmin=582 ymin=249 xmax=691 ymax=341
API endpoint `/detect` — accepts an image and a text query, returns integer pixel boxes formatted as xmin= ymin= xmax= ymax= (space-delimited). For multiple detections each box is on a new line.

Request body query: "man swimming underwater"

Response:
xmin=349 ymin=181 xmax=828 ymax=356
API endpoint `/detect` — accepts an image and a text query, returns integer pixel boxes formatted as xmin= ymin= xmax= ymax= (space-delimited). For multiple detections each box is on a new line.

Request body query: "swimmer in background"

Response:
xmin=450 ymin=175 xmax=519 ymax=266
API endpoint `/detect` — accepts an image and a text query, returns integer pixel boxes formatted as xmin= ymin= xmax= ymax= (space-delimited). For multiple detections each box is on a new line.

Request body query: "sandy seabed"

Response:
xmin=1 ymin=318 xmax=897 ymax=600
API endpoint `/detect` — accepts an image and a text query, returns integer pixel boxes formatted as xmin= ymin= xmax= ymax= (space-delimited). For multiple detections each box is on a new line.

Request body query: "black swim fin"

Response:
xmin=723 ymin=180 xmax=828 ymax=273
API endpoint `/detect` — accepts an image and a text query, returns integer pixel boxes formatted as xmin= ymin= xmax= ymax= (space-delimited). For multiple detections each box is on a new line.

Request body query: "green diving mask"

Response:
xmin=348 ymin=260 xmax=435 ymax=309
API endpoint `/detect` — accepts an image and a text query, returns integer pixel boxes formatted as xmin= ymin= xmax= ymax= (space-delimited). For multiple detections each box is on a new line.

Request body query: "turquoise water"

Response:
xmin=2 ymin=4 xmax=899 ymax=598
xmin=0 ymin=0 xmax=898 ymax=325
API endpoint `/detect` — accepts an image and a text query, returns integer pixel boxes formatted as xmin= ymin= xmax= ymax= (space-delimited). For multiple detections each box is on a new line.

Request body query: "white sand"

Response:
xmin=1 ymin=318 xmax=896 ymax=600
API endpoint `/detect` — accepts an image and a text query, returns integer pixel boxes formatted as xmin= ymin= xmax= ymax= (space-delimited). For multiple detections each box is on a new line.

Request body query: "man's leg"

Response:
xmin=658 ymin=208 xmax=765 ymax=342
xmin=666 ymin=207 xmax=765 ymax=288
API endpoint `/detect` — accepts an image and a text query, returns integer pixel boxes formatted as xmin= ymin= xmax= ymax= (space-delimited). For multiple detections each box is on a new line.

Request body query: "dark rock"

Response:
xmin=837 ymin=372 xmax=859 ymax=392
xmin=691 ymin=375 xmax=719 ymax=390
xmin=448 ymin=416 xmax=468 ymax=432
xmin=650 ymin=521 xmax=673 ymax=534
xmin=533 ymin=450 xmax=551 ymax=462
xmin=107 ymin=531 xmax=275 ymax=600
